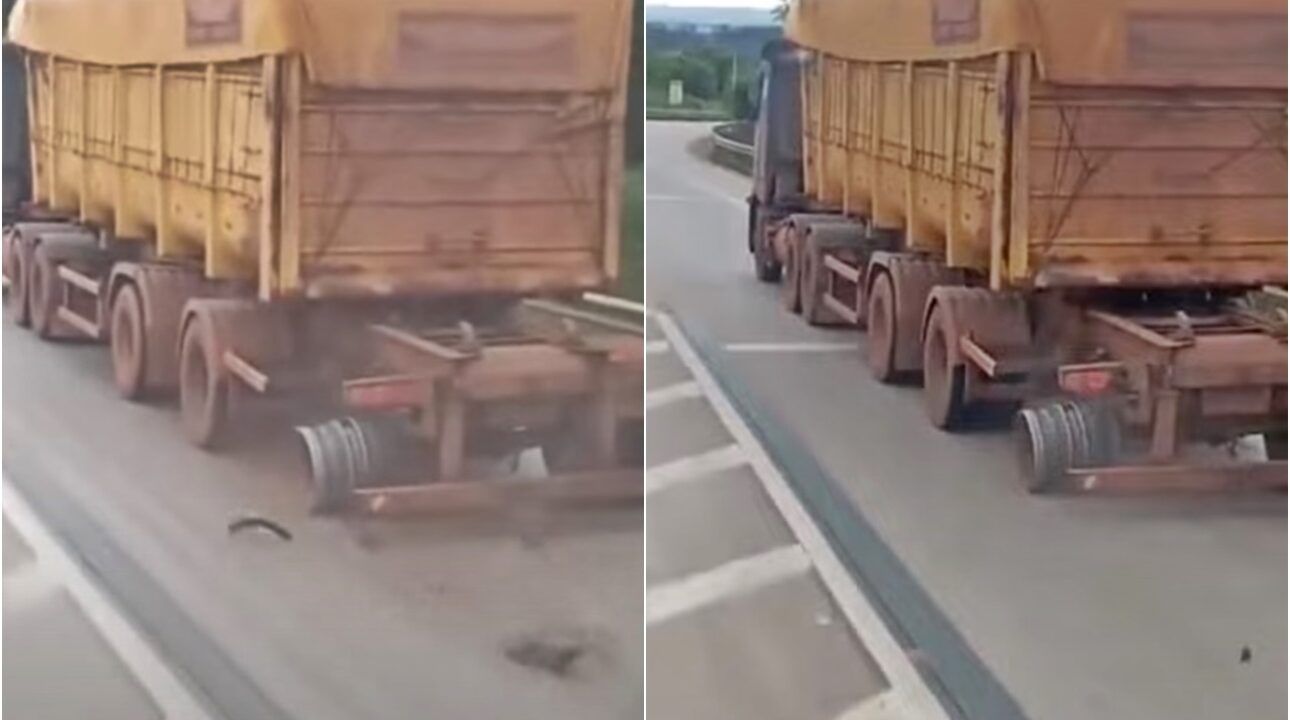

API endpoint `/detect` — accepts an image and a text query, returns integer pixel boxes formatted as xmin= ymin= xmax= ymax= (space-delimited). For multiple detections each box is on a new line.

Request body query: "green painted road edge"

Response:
xmin=4 ymin=444 xmax=293 ymax=720
xmin=667 ymin=309 xmax=1030 ymax=720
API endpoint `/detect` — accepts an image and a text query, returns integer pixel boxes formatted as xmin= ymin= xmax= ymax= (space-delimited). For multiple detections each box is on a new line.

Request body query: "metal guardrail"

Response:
xmin=709 ymin=122 xmax=755 ymax=176
xmin=711 ymin=123 xmax=754 ymax=158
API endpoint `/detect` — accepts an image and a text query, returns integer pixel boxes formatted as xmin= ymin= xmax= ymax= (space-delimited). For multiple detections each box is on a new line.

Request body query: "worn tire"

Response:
xmin=922 ymin=298 xmax=968 ymax=428
xmin=8 ymin=237 xmax=32 ymax=327
xmin=29 ymin=243 xmax=61 ymax=339
xmin=179 ymin=313 xmax=231 ymax=449
xmin=110 ymin=283 xmax=148 ymax=400
xmin=800 ymin=235 xmax=837 ymax=326
xmin=865 ymin=270 xmax=898 ymax=382
xmin=751 ymin=210 xmax=782 ymax=283
xmin=780 ymin=228 xmax=802 ymax=313
xmin=1265 ymin=431 xmax=1287 ymax=461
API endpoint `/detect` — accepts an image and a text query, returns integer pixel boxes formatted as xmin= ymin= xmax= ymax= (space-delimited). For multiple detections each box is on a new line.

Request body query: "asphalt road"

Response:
xmin=3 ymin=322 xmax=643 ymax=719
xmin=4 ymin=509 xmax=163 ymax=720
xmin=645 ymin=309 xmax=948 ymax=720
xmin=645 ymin=121 xmax=1287 ymax=720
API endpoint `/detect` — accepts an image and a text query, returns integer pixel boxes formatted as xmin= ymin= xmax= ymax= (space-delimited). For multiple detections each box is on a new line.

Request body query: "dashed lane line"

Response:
xmin=645 ymin=380 xmax=704 ymax=411
xmin=646 ymin=544 xmax=812 ymax=625
xmin=646 ymin=444 xmax=748 ymax=496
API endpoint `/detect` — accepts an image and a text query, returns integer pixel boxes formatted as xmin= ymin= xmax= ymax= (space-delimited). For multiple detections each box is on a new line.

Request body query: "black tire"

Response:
xmin=800 ymin=236 xmax=836 ymax=326
xmin=780 ymin=231 xmax=802 ymax=313
xmin=751 ymin=209 xmax=782 ymax=283
xmin=110 ymin=283 xmax=148 ymax=400
xmin=1265 ymin=431 xmax=1287 ymax=461
xmin=865 ymin=271 xmax=898 ymax=382
xmin=29 ymin=243 xmax=61 ymax=339
xmin=179 ymin=315 xmax=231 ymax=449
xmin=922 ymin=300 xmax=968 ymax=429
xmin=9 ymin=238 xmax=32 ymax=327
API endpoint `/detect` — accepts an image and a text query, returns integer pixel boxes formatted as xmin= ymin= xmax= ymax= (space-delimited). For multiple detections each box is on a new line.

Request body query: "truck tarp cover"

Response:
xmin=787 ymin=0 xmax=1286 ymax=89
xmin=7 ymin=0 xmax=632 ymax=97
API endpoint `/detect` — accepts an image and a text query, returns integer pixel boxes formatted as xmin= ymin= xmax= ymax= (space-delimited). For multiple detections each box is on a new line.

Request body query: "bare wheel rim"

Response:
xmin=866 ymin=275 xmax=895 ymax=379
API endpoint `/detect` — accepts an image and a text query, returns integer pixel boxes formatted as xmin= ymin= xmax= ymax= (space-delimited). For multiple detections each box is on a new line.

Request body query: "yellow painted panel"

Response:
xmin=788 ymin=0 xmax=1285 ymax=89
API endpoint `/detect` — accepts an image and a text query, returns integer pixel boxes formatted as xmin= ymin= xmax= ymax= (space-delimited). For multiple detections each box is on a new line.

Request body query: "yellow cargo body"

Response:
xmin=789 ymin=0 xmax=1287 ymax=290
xmin=10 ymin=0 xmax=633 ymax=300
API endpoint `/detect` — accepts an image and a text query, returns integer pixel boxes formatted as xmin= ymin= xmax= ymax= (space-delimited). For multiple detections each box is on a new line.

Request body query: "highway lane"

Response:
xmin=646 ymin=310 xmax=948 ymax=720
xmin=646 ymin=120 xmax=1287 ymax=720
xmin=2 ymin=323 xmax=643 ymax=720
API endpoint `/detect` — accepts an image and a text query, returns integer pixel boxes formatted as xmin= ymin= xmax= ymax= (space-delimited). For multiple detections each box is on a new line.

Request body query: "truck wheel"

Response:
xmin=780 ymin=229 xmax=802 ymax=313
xmin=110 ymin=283 xmax=148 ymax=400
xmin=1265 ymin=431 xmax=1287 ymax=461
xmin=29 ymin=243 xmax=61 ymax=339
xmin=9 ymin=238 xmax=32 ymax=327
xmin=179 ymin=313 xmax=230 ymax=449
xmin=750 ymin=207 xmax=782 ymax=283
xmin=754 ymin=233 xmax=782 ymax=283
xmin=801 ymin=235 xmax=845 ymax=326
xmin=1015 ymin=403 xmax=1071 ymax=493
xmin=922 ymin=298 xmax=967 ymax=428
xmin=866 ymin=271 xmax=898 ymax=382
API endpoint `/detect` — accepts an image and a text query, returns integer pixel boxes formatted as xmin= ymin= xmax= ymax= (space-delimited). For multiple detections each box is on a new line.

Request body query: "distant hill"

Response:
xmin=645 ymin=5 xmax=779 ymax=28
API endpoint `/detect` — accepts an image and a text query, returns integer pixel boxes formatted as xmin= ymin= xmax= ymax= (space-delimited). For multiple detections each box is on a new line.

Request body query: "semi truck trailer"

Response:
xmin=749 ymin=0 xmax=1287 ymax=492
xmin=3 ymin=0 xmax=643 ymax=513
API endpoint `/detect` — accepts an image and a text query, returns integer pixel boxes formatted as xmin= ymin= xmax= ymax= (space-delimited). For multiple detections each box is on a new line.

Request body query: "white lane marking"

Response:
xmin=647 ymin=444 xmax=747 ymax=495
xmin=3 ymin=481 xmax=217 ymax=720
xmin=646 ymin=194 xmax=708 ymax=203
xmin=647 ymin=544 xmax=811 ymax=625
xmin=656 ymin=313 xmax=949 ymax=720
xmin=652 ymin=167 xmax=748 ymax=211
xmin=725 ymin=342 xmax=855 ymax=353
xmin=646 ymin=380 xmax=703 ymax=411
xmin=645 ymin=340 xmax=670 ymax=355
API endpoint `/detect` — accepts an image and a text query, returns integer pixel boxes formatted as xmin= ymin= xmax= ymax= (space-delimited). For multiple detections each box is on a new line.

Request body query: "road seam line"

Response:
xmin=647 ymin=544 xmax=811 ymax=625
xmin=655 ymin=312 xmax=950 ymax=720
xmin=645 ymin=380 xmax=703 ymax=410
xmin=3 ymin=480 xmax=217 ymax=720
xmin=646 ymin=444 xmax=747 ymax=495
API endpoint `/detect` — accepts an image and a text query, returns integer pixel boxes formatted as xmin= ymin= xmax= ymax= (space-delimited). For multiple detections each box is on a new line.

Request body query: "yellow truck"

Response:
xmin=749 ymin=0 xmax=1287 ymax=491
xmin=4 ymin=0 xmax=642 ymax=513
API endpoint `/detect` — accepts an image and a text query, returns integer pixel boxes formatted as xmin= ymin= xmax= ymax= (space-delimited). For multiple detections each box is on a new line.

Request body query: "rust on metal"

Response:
xmin=55 ymin=306 xmax=100 ymax=339
xmin=1068 ymin=461 xmax=1287 ymax=495
xmin=56 ymin=264 xmax=100 ymax=295
xmin=221 ymin=350 xmax=270 ymax=394
xmin=352 ymin=470 xmax=643 ymax=516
